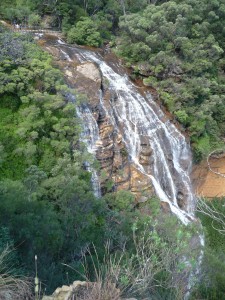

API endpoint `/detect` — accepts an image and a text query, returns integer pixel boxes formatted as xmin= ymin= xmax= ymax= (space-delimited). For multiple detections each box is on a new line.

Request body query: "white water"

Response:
xmin=57 ymin=41 xmax=196 ymax=224
xmin=66 ymin=92 xmax=101 ymax=198
xmin=77 ymin=104 xmax=101 ymax=198
xmin=60 ymin=49 xmax=72 ymax=61
xmin=52 ymin=41 xmax=204 ymax=297
xmin=71 ymin=48 xmax=195 ymax=224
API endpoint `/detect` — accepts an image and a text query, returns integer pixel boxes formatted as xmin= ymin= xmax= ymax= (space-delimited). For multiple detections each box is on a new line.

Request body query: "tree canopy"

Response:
xmin=117 ymin=0 xmax=225 ymax=160
xmin=0 ymin=1 xmax=225 ymax=298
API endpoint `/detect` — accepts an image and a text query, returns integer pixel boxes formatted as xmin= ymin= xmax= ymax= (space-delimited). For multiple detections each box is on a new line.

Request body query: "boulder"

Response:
xmin=42 ymin=281 xmax=88 ymax=300
xmin=136 ymin=63 xmax=152 ymax=76
xmin=76 ymin=62 xmax=102 ymax=84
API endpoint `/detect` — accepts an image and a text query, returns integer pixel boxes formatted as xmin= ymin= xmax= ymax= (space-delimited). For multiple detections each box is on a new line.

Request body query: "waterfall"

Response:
xmin=58 ymin=43 xmax=195 ymax=224
xmin=77 ymin=104 xmax=101 ymax=198
xmin=44 ymin=38 xmax=203 ymax=297
xmin=66 ymin=92 xmax=101 ymax=198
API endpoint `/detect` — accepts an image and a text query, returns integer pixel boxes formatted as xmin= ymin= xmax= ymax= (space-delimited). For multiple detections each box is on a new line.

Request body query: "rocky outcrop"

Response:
xmin=40 ymin=37 xmax=197 ymax=214
xmin=42 ymin=38 xmax=193 ymax=207
xmin=42 ymin=281 xmax=89 ymax=300
xmin=41 ymin=38 xmax=154 ymax=202
xmin=42 ymin=281 xmax=137 ymax=300
xmin=42 ymin=37 xmax=195 ymax=211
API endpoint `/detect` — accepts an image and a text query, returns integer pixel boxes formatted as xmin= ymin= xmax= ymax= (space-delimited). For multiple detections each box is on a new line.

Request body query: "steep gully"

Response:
xmin=39 ymin=35 xmax=204 ymax=296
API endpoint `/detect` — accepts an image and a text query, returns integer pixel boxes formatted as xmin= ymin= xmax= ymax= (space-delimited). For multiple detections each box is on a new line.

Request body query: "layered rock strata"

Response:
xmin=43 ymin=40 xmax=154 ymax=202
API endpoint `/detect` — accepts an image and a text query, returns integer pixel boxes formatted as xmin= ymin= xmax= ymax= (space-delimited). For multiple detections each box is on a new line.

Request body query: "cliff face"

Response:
xmin=43 ymin=38 xmax=154 ymax=202
xmin=40 ymin=36 xmax=198 ymax=222
xmin=192 ymin=155 xmax=225 ymax=198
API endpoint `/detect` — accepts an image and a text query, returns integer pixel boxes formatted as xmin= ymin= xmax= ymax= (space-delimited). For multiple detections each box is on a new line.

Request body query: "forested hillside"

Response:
xmin=0 ymin=24 xmax=203 ymax=299
xmin=1 ymin=0 xmax=224 ymax=160
xmin=117 ymin=0 xmax=225 ymax=161
xmin=0 ymin=1 xmax=225 ymax=299
xmin=0 ymin=24 xmax=107 ymax=290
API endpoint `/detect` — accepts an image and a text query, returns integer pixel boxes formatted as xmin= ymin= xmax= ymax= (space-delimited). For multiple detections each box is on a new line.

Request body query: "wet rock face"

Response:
xmin=92 ymin=73 xmax=154 ymax=200
xmin=94 ymin=100 xmax=153 ymax=200
xmin=177 ymin=191 xmax=185 ymax=209
xmin=42 ymin=39 xmax=193 ymax=209
xmin=77 ymin=62 xmax=102 ymax=83
xmin=74 ymin=62 xmax=102 ymax=108
xmin=43 ymin=43 xmax=154 ymax=201
xmin=139 ymin=138 xmax=153 ymax=166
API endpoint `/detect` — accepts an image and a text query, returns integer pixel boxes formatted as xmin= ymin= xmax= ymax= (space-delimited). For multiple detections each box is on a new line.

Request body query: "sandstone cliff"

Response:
xmin=192 ymin=154 xmax=225 ymax=198
xmin=42 ymin=37 xmax=154 ymax=203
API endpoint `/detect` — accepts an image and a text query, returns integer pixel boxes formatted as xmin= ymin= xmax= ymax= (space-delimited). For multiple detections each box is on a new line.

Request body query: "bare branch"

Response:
xmin=207 ymin=149 xmax=225 ymax=179
xmin=196 ymin=197 xmax=225 ymax=235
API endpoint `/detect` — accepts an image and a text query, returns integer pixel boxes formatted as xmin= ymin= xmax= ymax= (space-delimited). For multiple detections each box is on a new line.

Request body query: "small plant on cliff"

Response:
xmin=120 ymin=148 xmax=128 ymax=158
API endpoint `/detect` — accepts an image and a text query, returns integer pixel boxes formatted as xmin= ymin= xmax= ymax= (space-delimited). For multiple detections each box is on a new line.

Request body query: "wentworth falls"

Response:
xmin=0 ymin=1 xmax=224 ymax=300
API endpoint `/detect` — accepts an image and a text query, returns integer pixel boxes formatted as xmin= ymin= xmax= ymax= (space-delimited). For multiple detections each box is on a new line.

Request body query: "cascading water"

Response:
xmin=77 ymin=103 xmax=101 ymax=198
xmin=57 ymin=42 xmax=196 ymax=225
xmin=41 ymin=36 xmax=204 ymax=298
xmin=66 ymin=92 xmax=101 ymax=198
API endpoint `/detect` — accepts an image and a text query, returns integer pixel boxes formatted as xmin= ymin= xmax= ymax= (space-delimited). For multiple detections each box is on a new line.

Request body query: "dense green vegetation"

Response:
xmin=0 ymin=1 xmax=167 ymax=46
xmin=0 ymin=24 xmax=106 ymax=291
xmin=0 ymin=25 xmax=199 ymax=298
xmin=192 ymin=198 xmax=225 ymax=299
xmin=1 ymin=0 xmax=224 ymax=160
xmin=116 ymin=0 xmax=225 ymax=161
xmin=1 ymin=1 xmax=225 ymax=299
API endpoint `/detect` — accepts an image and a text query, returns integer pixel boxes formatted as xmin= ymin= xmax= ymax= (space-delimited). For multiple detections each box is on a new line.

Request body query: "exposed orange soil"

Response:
xmin=192 ymin=157 xmax=225 ymax=198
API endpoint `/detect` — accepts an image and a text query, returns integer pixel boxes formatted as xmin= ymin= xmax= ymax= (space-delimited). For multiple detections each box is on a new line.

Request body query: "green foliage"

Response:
xmin=192 ymin=135 xmax=211 ymax=162
xmin=174 ymin=110 xmax=189 ymax=125
xmin=117 ymin=0 xmax=225 ymax=160
xmin=93 ymin=12 xmax=113 ymax=40
xmin=0 ymin=28 xmax=108 ymax=292
xmin=146 ymin=196 xmax=161 ymax=217
xmin=192 ymin=198 xmax=225 ymax=299
xmin=0 ymin=0 xmax=152 ymax=40
xmin=0 ymin=227 xmax=19 ymax=273
xmin=0 ymin=143 xmax=6 ymax=167
xmin=0 ymin=245 xmax=32 ymax=299
xmin=0 ymin=2 xmax=224 ymax=298
xmin=198 ymin=199 xmax=225 ymax=251
xmin=28 ymin=14 xmax=41 ymax=28
xmin=104 ymin=190 xmax=135 ymax=212
xmin=143 ymin=76 xmax=158 ymax=87
xmin=160 ymin=91 xmax=175 ymax=112
xmin=67 ymin=17 xmax=102 ymax=47
xmin=81 ymin=209 xmax=201 ymax=299
xmin=0 ymin=30 xmax=82 ymax=179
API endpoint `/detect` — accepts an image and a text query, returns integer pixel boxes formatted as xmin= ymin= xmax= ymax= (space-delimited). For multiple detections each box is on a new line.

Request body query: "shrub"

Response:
xmin=175 ymin=110 xmax=189 ymax=125
xmin=67 ymin=17 xmax=102 ymax=47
